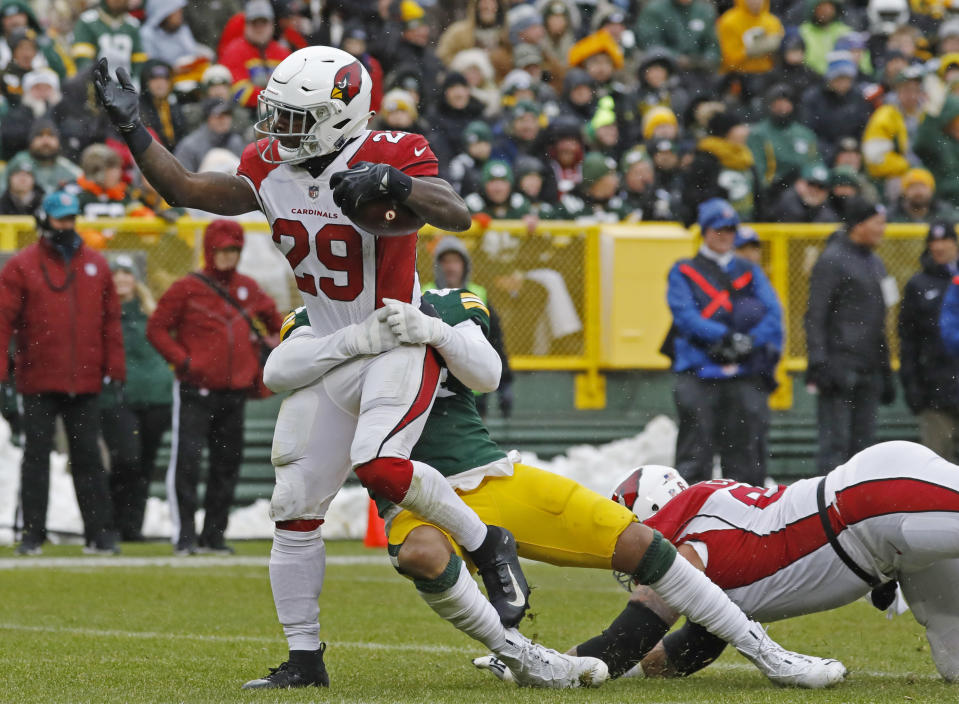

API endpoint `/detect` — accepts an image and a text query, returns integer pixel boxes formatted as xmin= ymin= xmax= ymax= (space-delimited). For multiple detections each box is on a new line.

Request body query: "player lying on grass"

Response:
xmin=265 ymin=290 xmax=847 ymax=689
xmin=93 ymin=48 xmax=532 ymax=689
xmin=477 ymin=441 xmax=959 ymax=683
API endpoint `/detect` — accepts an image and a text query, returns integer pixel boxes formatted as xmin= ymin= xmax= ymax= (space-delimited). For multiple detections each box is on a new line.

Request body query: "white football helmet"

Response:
xmin=612 ymin=464 xmax=688 ymax=591
xmin=867 ymin=0 xmax=909 ymax=36
xmin=255 ymin=46 xmax=374 ymax=164
xmin=612 ymin=465 xmax=689 ymax=522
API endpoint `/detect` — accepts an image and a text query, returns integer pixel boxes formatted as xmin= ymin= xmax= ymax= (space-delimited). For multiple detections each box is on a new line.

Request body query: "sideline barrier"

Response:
xmin=0 ymin=217 xmax=929 ymax=410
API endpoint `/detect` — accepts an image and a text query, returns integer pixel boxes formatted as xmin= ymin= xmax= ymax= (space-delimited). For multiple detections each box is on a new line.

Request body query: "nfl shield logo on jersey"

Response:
xmin=309 ymin=184 xmax=319 ymax=199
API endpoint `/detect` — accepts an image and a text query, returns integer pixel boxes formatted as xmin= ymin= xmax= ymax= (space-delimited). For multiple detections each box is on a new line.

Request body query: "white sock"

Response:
xmin=649 ymin=553 xmax=753 ymax=649
xmin=418 ymin=560 xmax=508 ymax=652
xmin=269 ymin=527 xmax=326 ymax=652
xmin=400 ymin=461 xmax=488 ymax=552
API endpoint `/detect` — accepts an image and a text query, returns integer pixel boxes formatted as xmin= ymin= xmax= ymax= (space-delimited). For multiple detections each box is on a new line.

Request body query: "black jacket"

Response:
xmin=898 ymin=251 xmax=959 ymax=413
xmin=139 ymin=94 xmax=188 ymax=152
xmin=772 ymin=187 xmax=839 ymax=223
xmin=799 ymin=84 xmax=872 ymax=163
xmin=805 ymin=231 xmax=890 ymax=374
xmin=0 ymin=185 xmax=44 ymax=216
xmin=426 ymin=96 xmax=487 ymax=177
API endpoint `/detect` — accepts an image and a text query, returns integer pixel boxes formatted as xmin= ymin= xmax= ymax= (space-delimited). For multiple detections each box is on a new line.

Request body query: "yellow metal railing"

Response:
xmin=0 ymin=217 xmax=931 ymax=410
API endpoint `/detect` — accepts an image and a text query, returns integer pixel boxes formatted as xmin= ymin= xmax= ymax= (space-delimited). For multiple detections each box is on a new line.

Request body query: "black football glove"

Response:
xmin=93 ymin=58 xmax=142 ymax=132
xmin=330 ymin=161 xmax=413 ymax=217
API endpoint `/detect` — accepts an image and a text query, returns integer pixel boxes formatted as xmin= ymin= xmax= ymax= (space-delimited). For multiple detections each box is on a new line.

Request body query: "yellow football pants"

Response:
xmin=388 ymin=463 xmax=637 ymax=569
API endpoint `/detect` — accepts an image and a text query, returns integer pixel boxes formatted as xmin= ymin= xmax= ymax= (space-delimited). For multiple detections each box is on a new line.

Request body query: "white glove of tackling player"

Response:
xmin=382 ymin=297 xmax=451 ymax=346
xmin=342 ymin=307 xmax=400 ymax=355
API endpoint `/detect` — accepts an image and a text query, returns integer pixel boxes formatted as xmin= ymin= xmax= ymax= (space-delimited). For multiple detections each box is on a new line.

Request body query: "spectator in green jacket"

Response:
xmin=100 ymin=254 xmax=173 ymax=542
xmin=635 ymin=0 xmax=720 ymax=74
xmin=915 ymin=95 xmax=959 ymax=209
xmin=464 ymin=160 xmax=532 ymax=219
xmin=748 ymin=83 xmax=820 ymax=206
xmin=799 ymin=0 xmax=854 ymax=74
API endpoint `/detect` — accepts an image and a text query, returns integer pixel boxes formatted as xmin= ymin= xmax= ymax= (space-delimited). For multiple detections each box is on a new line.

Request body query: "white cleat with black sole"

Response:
xmin=738 ymin=623 xmax=847 ymax=688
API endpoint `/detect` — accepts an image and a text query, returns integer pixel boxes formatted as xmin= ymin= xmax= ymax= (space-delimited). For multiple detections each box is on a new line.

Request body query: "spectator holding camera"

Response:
xmin=899 ymin=221 xmax=959 ymax=463
xmin=666 ymin=198 xmax=783 ymax=486
xmin=805 ymin=198 xmax=897 ymax=475
xmin=0 ymin=190 xmax=125 ymax=555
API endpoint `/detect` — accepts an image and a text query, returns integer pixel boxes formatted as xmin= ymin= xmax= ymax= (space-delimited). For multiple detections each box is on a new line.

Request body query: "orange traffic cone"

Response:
xmin=363 ymin=498 xmax=388 ymax=548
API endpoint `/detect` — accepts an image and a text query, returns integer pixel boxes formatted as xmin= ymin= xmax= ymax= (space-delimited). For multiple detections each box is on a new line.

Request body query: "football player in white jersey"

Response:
xmin=478 ymin=441 xmax=959 ymax=683
xmin=92 ymin=48 xmax=533 ymax=689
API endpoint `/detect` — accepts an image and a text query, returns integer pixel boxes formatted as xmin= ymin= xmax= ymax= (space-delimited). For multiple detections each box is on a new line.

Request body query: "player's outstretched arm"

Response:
xmin=93 ymin=59 xmax=258 ymax=215
xmin=331 ymin=163 xmax=471 ymax=232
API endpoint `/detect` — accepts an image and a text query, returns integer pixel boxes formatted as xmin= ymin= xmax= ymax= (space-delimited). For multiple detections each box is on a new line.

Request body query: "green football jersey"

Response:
xmin=279 ymin=288 xmax=507 ymax=479
xmin=412 ymin=288 xmax=507 ymax=475
xmin=72 ymin=8 xmax=146 ymax=77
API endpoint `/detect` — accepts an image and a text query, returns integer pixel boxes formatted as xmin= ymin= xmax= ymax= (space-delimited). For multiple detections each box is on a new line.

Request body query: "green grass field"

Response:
xmin=0 ymin=539 xmax=949 ymax=704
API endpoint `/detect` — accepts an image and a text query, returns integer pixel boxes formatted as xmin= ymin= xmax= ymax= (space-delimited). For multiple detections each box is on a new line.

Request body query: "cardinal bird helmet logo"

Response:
xmin=331 ymin=61 xmax=363 ymax=105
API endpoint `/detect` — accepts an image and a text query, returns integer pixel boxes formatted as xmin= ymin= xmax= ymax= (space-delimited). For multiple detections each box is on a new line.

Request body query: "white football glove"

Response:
xmin=472 ymin=655 xmax=515 ymax=683
xmin=342 ymin=307 xmax=400 ymax=356
xmin=382 ymin=297 xmax=451 ymax=346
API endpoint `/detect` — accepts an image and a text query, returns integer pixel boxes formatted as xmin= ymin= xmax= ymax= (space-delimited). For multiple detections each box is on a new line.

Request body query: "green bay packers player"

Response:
xmin=266 ymin=289 xmax=848 ymax=690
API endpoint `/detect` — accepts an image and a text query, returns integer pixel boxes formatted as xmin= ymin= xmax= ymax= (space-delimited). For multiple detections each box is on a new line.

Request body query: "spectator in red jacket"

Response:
xmin=0 ymin=190 xmax=125 ymax=556
xmin=219 ymin=0 xmax=291 ymax=108
xmin=147 ymin=219 xmax=283 ymax=555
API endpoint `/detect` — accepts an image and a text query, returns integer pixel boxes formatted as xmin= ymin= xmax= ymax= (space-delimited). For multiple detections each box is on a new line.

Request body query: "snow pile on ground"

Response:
xmin=0 ymin=415 xmax=677 ymax=544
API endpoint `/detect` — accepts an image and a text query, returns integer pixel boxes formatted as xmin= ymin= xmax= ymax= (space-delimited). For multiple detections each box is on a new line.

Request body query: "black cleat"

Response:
xmin=467 ymin=526 xmax=530 ymax=628
xmin=15 ymin=538 xmax=42 ymax=556
xmin=242 ymin=644 xmax=329 ymax=690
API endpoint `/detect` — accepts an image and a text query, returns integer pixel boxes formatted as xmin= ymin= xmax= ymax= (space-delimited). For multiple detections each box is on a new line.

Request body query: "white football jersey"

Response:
xmin=646 ymin=441 xmax=959 ymax=621
xmin=236 ymin=130 xmax=439 ymax=336
xmin=645 ymin=476 xmax=870 ymax=622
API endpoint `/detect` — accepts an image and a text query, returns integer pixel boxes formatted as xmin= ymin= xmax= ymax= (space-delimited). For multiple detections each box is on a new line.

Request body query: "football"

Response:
xmin=351 ymin=197 xmax=425 ymax=237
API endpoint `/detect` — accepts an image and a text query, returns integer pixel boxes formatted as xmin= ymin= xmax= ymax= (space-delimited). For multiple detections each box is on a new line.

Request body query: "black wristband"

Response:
xmin=121 ymin=122 xmax=153 ymax=158
xmin=390 ymin=167 xmax=413 ymax=202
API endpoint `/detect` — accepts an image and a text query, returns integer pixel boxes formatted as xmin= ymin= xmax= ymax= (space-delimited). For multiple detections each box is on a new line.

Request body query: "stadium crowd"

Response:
xmin=3 ymin=0 xmax=959 ymax=554
xmin=6 ymin=0 xmax=959 ymax=223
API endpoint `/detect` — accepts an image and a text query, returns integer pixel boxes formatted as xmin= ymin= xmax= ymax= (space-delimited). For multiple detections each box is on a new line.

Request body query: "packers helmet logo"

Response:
xmin=331 ymin=61 xmax=363 ymax=105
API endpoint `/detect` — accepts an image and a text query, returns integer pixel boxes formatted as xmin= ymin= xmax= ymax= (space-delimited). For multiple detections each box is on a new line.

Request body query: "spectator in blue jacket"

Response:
xmin=665 ymin=198 xmax=783 ymax=485
xmin=940 ymin=263 xmax=959 ymax=358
